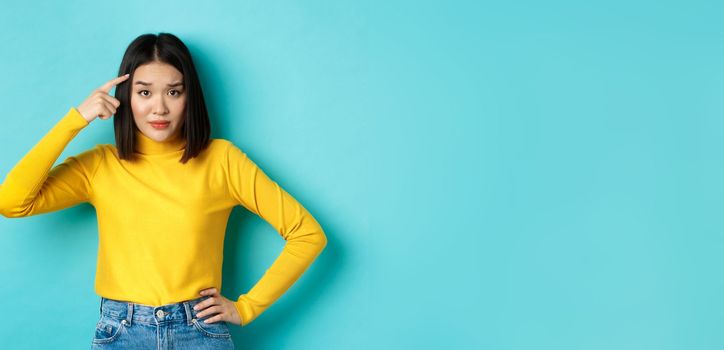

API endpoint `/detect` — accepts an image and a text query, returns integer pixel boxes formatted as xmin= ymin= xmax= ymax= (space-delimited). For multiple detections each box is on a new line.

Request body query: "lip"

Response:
xmin=150 ymin=121 xmax=170 ymax=129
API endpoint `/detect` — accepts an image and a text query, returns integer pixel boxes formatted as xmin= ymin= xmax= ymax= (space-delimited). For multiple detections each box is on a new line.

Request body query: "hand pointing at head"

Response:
xmin=76 ymin=74 xmax=130 ymax=123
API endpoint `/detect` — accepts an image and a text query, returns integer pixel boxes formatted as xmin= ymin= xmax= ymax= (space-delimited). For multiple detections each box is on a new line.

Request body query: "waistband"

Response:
xmin=99 ymin=295 xmax=212 ymax=326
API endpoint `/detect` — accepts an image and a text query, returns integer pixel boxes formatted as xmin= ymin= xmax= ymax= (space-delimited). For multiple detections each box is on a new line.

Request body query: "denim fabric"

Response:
xmin=91 ymin=295 xmax=235 ymax=349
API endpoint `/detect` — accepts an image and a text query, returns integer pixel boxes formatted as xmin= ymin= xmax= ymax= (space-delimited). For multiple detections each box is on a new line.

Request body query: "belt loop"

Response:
xmin=126 ymin=302 xmax=134 ymax=326
xmin=183 ymin=301 xmax=194 ymax=326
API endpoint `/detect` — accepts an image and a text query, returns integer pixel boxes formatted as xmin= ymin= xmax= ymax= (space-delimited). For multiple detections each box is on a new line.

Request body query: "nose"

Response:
xmin=152 ymin=96 xmax=169 ymax=115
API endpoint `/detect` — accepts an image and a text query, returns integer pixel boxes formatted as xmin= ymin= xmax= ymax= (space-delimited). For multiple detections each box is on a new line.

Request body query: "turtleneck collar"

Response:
xmin=134 ymin=128 xmax=186 ymax=155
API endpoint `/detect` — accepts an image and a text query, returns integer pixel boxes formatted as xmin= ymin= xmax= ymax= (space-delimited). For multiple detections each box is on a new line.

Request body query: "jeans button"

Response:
xmin=156 ymin=310 xmax=165 ymax=318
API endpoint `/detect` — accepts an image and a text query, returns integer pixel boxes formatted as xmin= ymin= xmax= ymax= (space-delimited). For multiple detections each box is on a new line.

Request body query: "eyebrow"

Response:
xmin=134 ymin=81 xmax=184 ymax=87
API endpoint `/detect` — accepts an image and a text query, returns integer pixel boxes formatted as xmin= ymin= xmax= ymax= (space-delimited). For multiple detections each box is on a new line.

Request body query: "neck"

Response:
xmin=134 ymin=128 xmax=186 ymax=155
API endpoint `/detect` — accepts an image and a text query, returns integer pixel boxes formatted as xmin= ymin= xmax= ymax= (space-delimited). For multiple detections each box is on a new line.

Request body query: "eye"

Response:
xmin=138 ymin=90 xmax=150 ymax=97
xmin=169 ymin=89 xmax=183 ymax=96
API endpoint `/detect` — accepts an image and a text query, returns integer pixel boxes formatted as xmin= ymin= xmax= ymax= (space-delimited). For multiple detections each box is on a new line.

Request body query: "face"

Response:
xmin=131 ymin=61 xmax=186 ymax=142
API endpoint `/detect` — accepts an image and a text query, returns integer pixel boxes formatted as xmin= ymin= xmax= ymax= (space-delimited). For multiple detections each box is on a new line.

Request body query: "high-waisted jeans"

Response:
xmin=91 ymin=295 xmax=235 ymax=349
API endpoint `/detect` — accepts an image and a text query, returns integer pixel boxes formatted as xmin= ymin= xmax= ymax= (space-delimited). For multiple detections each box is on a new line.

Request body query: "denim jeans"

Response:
xmin=91 ymin=295 xmax=235 ymax=349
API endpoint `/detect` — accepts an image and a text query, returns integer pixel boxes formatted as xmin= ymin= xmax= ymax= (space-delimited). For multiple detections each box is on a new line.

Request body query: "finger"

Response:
xmin=99 ymin=74 xmax=130 ymax=94
xmin=99 ymin=101 xmax=116 ymax=117
xmin=94 ymin=103 xmax=114 ymax=120
xmin=99 ymin=73 xmax=130 ymax=93
xmin=98 ymin=93 xmax=121 ymax=109
xmin=193 ymin=297 xmax=217 ymax=311
xmin=200 ymin=288 xmax=217 ymax=296
xmin=196 ymin=305 xmax=222 ymax=319
xmin=203 ymin=313 xmax=224 ymax=324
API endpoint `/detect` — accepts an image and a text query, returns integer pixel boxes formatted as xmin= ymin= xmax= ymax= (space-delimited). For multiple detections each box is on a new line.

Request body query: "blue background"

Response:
xmin=1 ymin=1 xmax=723 ymax=349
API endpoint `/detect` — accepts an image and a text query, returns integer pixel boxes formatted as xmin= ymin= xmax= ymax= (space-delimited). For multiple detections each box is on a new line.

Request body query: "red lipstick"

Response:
xmin=150 ymin=121 xmax=170 ymax=129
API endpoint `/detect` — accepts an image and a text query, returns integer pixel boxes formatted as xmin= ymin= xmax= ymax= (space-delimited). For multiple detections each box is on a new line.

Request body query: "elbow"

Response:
xmin=306 ymin=228 xmax=328 ymax=261
xmin=315 ymin=227 xmax=328 ymax=252
xmin=295 ymin=225 xmax=328 ymax=253
xmin=0 ymin=206 xmax=28 ymax=218
xmin=0 ymin=208 xmax=15 ymax=218
xmin=0 ymin=189 xmax=33 ymax=218
xmin=320 ymin=229 xmax=328 ymax=249
xmin=284 ymin=216 xmax=328 ymax=255
xmin=0 ymin=199 xmax=12 ymax=218
xmin=0 ymin=198 xmax=30 ymax=218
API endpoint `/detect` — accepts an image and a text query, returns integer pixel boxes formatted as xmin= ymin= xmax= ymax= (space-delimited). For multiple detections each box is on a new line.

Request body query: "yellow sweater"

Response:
xmin=0 ymin=107 xmax=327 ymax=326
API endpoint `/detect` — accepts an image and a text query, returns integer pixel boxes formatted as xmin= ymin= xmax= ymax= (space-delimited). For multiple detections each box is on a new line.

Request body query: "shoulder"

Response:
xmin=211 ymin=138 xmax=248 ymax=157
xmin=209 ymin=138 xmax=233 ymax=150
xmin=203 ymin=138 xmax=240 ymax=161
xmin=70 ymin=144 xmax=106 ymax=160
xmin=210 ymin=138 xmax=234 ymax=149
xmin=94 ymin=143 xmax=115 ymax=159
xmin=61 ymin=144 xmax=106 ymax=175
xmin=211 ymin=139 xmax=257 ymax=170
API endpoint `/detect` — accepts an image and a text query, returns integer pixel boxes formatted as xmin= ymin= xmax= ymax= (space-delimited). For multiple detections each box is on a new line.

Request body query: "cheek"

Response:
xmin=173 ymin=98 xmax=187 ymax=119
xmin=130 ymin=97 xmax=147 ymax=115
xmin=174 ymin=97 xmax=187 ymax=110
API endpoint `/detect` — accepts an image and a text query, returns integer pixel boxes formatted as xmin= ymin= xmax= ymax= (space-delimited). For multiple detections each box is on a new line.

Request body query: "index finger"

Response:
xmin=99 ymin=74 xmax=130 ymax=93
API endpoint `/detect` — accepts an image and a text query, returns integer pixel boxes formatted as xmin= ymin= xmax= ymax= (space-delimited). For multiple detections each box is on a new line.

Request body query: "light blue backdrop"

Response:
xmin=1 ymin=1 xmax=723 ymax=349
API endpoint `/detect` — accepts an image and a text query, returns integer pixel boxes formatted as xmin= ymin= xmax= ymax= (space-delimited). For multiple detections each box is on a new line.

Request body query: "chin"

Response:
xmin=145 ymin=127 xmax=179 ymax=141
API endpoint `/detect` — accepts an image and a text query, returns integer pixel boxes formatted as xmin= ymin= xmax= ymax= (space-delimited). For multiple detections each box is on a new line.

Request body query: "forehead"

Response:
xmin=132 ymin=62 xmax=183 ymax=85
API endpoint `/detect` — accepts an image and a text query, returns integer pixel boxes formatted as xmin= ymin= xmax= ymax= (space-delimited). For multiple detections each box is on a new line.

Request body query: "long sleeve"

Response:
xmin=0 ymin=107 xmax=102 ymax=218
xmin=225 ymin=142 xmax=327 ymax=326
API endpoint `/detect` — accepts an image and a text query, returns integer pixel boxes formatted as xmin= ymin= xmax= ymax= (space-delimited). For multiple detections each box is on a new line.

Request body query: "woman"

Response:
xmin=0 ymin=32 xmax=327 ymax=349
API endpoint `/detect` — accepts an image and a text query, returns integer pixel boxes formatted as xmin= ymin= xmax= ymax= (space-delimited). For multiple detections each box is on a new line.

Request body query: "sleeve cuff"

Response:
xmin=233 ymin=299 xmax=246 ymax=327
xmin=64 ymin=107 xmax=90 ymax=128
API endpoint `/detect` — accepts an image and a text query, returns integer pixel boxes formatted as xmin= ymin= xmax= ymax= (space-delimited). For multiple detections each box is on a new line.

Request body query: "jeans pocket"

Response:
xmin=191 ymin=318 xmax=231 ymax=339
xmin=92 ymin=315 xmax=126 ymax=344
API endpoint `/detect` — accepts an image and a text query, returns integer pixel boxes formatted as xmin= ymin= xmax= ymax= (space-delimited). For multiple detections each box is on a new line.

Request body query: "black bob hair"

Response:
xmin=113 ymin=32 xmax=211 ymax=164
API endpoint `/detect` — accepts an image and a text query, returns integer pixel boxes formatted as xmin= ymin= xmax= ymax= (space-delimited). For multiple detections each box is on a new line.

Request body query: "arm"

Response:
xmin=225 ymin=142 xmax=328 ymax=326
xmin=0 ymin=107 xmax=101 ymax=218
xmin=0 ymin=74 xmax=127 ymax=218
